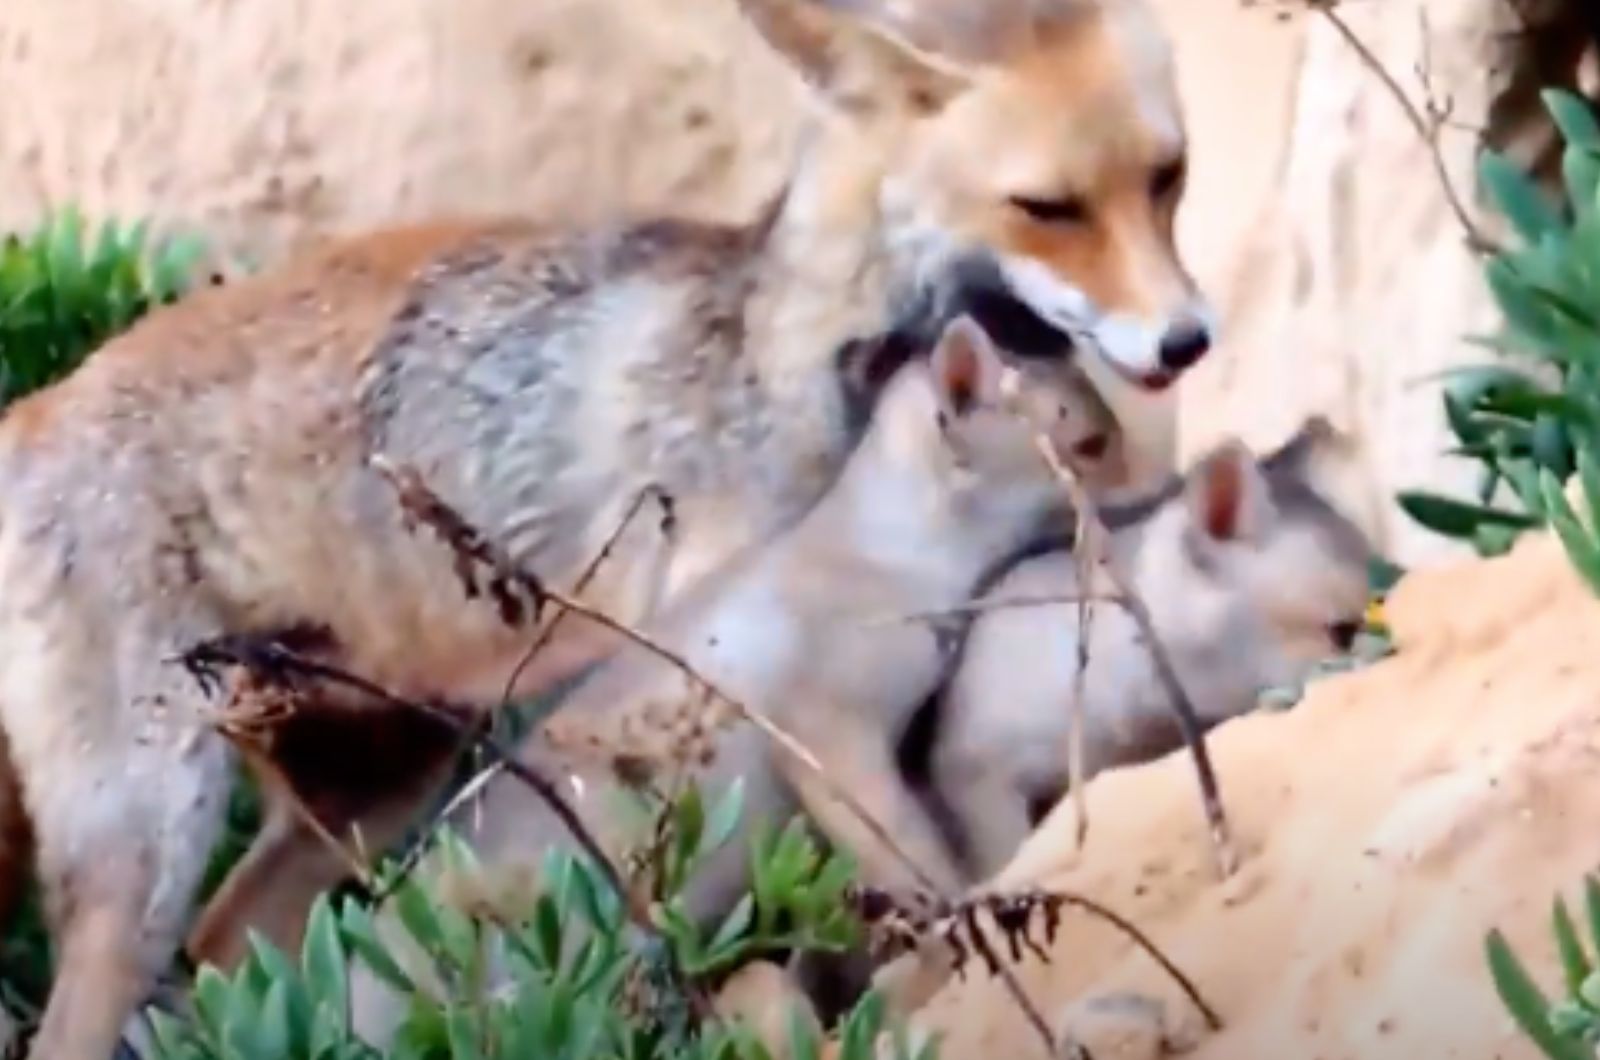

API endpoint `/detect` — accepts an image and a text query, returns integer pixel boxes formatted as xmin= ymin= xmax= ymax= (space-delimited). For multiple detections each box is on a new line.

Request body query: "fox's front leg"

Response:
xmin=774 ymin=704 xmax=967 ymax=898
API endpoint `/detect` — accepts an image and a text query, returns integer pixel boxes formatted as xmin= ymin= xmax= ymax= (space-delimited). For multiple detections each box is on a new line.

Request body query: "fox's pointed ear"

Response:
xmin=930 ymin=315 xmax=1005 ymax=418
xmin=1185 ymin=439 xmax=1275 ymax=543
xmin=736 ymin=0 xmax=973 ymax=117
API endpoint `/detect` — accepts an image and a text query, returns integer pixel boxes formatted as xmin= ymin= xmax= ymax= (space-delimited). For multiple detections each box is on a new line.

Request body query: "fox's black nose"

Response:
xmin=1158 ymin=321 xmax=1212 ymax=372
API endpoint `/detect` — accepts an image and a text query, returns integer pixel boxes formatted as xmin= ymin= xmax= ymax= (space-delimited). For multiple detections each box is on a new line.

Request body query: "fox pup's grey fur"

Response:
xmin=0 ymin=0 xmax=1208 ymax=1054
xmin=344 ymin=316 xmax=1126 ymax=1048
xmin=928 ymin=420 xmax=1375 ymax=880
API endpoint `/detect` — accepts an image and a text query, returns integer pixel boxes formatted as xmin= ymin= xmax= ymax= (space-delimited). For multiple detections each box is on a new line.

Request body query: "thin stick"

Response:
xmin=1047 ymin=891 xmax=1223 ymax=1031
xmin=854 ymin=591 xmax=1124 ymax=627
xmin=373 ymin=458 xmax=1065 ymax=1055
xmin=1033 ymin=436 xmax=1239 ymax=879
xmin=374 ymin=458 xmax=947 ymax=895
xmin=181 ymin=634 xmax=716 ymax=1020
xmin=496 ymin=486 xmax=671 ymax=711
xmin=1303 ymin=0 xmax=1501 ymax=256
xmin=1066 ymin=490 xmax=1096 ymax=853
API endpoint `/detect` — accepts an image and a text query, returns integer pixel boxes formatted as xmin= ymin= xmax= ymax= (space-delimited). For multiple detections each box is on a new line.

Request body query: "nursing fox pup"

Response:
xmin=0 ymin=0 xmax=1210 ymax=1054
xmin=345 ymin=315 xmax=1123 ymax=1047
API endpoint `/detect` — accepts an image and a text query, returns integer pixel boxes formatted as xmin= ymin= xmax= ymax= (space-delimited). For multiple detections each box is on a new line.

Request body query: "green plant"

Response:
xmin=0 ymin=205 xmax=207 ymax=409
xmin=142 ymin=781 xmax=936 ymax=1060
xmin=1398 ymin=88 xmax=1600 ymax=588
xmin=1486 ymin=874 xmax=1600 ymax=1059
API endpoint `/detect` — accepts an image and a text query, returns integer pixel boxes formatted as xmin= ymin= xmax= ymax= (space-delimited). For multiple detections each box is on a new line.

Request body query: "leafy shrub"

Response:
xmin=142 ymin=781 xmax=935 ymax=1060
xmin=1397 ymin=88 xmax=1600 ymax=589
xmin=1486 ymin=874 xmax=1600 ymax=1059
xmin=0 ymin=205 xmax=207 ymax=409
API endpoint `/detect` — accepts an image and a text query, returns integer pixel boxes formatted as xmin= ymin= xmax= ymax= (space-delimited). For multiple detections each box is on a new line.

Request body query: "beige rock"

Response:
xmin=906 ymin=529 xmax=1600 ymax=1059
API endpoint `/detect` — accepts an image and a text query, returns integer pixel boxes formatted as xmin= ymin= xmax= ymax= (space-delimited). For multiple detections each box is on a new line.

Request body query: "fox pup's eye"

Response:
xmin=1150 ymin=159 xmax=1186 ymax=199
xmin=1009 ymin=194 xmax=1090 ymax=225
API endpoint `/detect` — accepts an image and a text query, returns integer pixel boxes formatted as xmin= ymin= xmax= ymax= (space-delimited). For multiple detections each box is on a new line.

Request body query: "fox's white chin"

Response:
xmin=994 ymin=254 xmax=1219 ymax=392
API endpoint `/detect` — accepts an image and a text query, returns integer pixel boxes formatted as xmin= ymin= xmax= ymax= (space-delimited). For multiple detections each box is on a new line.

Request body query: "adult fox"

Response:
xmin=0 ymin=0 xmax=1212 ymax=1054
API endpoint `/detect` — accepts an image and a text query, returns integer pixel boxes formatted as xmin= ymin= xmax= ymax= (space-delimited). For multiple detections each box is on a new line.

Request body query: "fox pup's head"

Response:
xmin=738 ymin=0 xmax=1211 ymax=395
xmin=842 ymin=314 xmax=1122 ymax=516
xmin=1131 ymin=419 xmax=1375 ymax=709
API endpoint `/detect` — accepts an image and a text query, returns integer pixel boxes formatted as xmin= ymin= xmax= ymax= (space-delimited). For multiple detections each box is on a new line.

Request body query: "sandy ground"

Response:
xmin=906 ymin=530 xmax=1600 ymax=1059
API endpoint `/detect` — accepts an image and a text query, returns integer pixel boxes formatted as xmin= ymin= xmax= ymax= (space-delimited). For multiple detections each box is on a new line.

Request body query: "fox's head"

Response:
xmin=738 ymin=0 xmax=1211 ymax=401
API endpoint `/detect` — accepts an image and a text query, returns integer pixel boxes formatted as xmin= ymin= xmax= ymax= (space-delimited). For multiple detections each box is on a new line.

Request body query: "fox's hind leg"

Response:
xmin=187 ymin=697 xmax=469 ymax=971
xmin=1 ymin=609 xmax=235 ymax=1060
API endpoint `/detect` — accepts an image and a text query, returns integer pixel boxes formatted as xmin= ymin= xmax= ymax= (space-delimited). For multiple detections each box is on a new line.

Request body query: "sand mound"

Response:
xmin=910 ymin=531 xmax=1600 ymax=1059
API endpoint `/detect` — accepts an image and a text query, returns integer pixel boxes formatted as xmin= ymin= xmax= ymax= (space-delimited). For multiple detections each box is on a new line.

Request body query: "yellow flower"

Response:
xmin=1364 ymin=598 xmax=1387 ymax=629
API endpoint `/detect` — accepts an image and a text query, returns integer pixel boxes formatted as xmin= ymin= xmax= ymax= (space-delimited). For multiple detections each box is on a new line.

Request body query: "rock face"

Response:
xmin=0 ymin=0 xmax=808 ymax=265
xmin=6 ymin=0 xmax=1589 ymax=567
xmin=908 ymin=530 xmax=1600 ymax=1060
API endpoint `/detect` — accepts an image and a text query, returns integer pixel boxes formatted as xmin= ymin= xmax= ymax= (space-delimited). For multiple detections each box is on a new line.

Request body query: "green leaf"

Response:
xmin=1541 ymin=470 xmax=1600 ymax=595
xmin=257 ymin=978 xmax=293 ymax=1059
xmin=1482 ymin=150 xmax=1566 ymax=244
xmin=1545 ymin=89 xmax=1600 ymax=151
xmin=786 ymin=1005 xmax=823 ymax=1060
xmin=1563 ymin=149 xmax=1600 ymax=221
xmin=338 ymin=901 xmax=416 ymax=995
xmin=1553 ymin=895 xmax=1593 ymax=997
xmin=302 ymin=895 xmax=350 ymax=1027
xmin=1583 ymin=876 xmax=1600 ymax=971
xmin=705 ymin=894 xmax=755 ymax=969
xmin=1397 ymin=491 xmax=1542 ymax=537
xmin=534 ymin=893 xmax=565 ymax=970
xmin=1485 ymin=929 xmax=1589 ymax=1060
xmin=704 ymin=779 xmax=748 ymax=858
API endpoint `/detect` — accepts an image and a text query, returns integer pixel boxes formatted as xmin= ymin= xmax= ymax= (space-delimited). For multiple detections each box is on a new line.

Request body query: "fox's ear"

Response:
xmin=1184 ymin=439 xmax=1275 ymax=543
xmin=736 ymin=0 xmax=973 ymax=118
xmin=930 ymin=315 xmax=1005 ymax=419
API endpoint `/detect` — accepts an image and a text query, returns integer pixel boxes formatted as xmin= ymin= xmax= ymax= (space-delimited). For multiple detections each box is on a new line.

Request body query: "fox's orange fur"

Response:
xmin=0 ymin=0 xmax=1209 ymax=1055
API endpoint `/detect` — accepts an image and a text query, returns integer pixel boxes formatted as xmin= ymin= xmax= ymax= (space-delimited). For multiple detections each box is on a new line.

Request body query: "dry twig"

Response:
xmin=371 ymin=458 xmax=1072 ymax=1057
xmin=849 ymin=883 xmax=1223 ymax=1033
xmin=179 ymin=627 xmax=718 ymax=1020
xmin=1251 ymin=0 xmax=1502 ymax=256
xmin=1032 ymin=436 xmax=1240 ymax=879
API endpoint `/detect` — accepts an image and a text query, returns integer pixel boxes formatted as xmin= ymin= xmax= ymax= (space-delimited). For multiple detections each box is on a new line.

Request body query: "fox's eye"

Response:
xmin=1009 ymin=194 xmax=1090 ymax=225
xmin=1150 ymin=158 xmax=1186 ymax=199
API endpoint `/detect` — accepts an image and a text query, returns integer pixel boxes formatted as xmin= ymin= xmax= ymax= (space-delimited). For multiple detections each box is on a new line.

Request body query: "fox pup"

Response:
xmin=0 ymin=0 xmax=1210 ymax=1054
xmin=928 ymin=421 xmax=1375 ymax=880
xmin=345 ymin=315 xmax=1124 ymax=1047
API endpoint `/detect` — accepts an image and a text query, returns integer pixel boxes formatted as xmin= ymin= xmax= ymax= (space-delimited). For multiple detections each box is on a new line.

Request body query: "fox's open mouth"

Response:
xmin=949 ymin=280 xmax=1076 ymax=364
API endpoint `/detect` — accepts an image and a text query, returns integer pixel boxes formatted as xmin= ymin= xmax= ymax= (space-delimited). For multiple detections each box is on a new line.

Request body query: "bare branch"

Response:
xmin=851 ymin=883 xmax=1223 ymax=1033
xmin=1032 ymin=435 xmax=1240 ymax=879
xmin=1290 ymin=0 xmax=1503 ymax=256
xmin=180 ymin=629 xmax=717 ymax=1020
xmin=371 ymin=458 xmax=1073 ymax=1057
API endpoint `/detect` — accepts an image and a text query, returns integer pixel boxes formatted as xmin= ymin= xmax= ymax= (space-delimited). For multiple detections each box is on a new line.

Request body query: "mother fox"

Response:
xmin=0 ymin=0 xmax=1212 ymax=1054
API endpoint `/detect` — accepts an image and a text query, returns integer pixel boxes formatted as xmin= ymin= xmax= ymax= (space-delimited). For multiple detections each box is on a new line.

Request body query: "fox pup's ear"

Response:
xmin=1263 ymin=415 xmax=1340 ymax=481
xmin=931 ymin=315 xmax=1005 ymax=419
xmin=1185 ymin=439 xmax=1275 ymax=543
xmin=736 ymin=0 xmax=972 ymax=118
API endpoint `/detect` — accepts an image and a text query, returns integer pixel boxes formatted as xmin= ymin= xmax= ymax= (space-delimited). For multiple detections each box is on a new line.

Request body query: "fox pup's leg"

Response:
xmin=930 ymin=737 xmax=1036 ymax=882
xmin=776 ymin=702 xmax=967 ymax=897
xmin=5 ymin=613 xmax=236 ymax=1060
xmin=188 ymin=699 xmax=469 ymax=970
